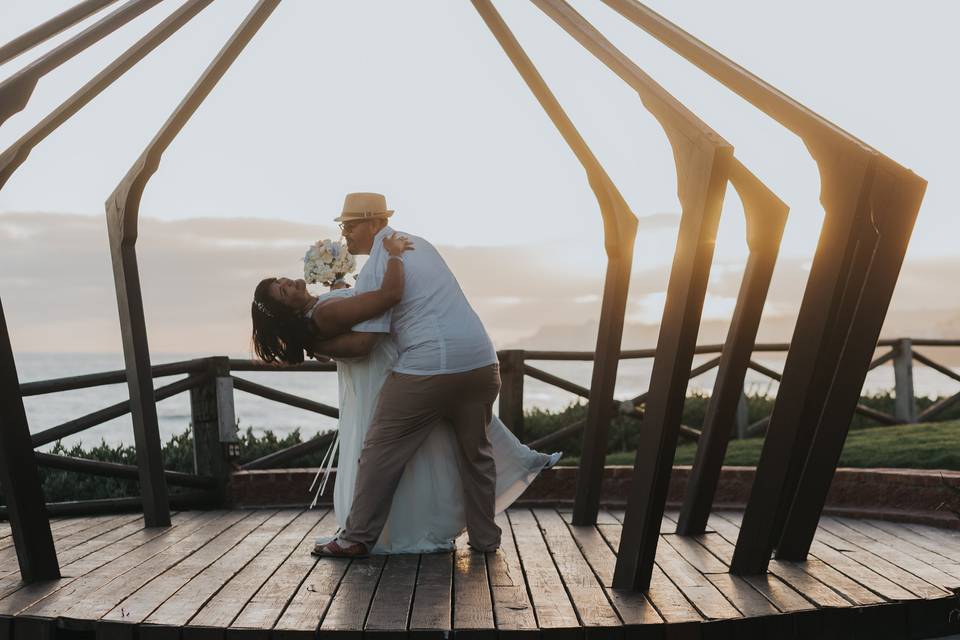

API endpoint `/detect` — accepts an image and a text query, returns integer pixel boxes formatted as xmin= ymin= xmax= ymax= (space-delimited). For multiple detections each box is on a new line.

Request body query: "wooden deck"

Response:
xmin=0 ymin=508 xmax=958 ymax=639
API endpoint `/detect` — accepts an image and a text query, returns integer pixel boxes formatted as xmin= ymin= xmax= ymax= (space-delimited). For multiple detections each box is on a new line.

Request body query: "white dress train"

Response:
xmin=309 ymin=289 xmax=553 ymax=553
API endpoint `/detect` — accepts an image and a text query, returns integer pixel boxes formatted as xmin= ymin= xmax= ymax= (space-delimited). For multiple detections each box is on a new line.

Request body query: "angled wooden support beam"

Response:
xmin=867 ymin=348 xmax=897 ymax=371
xmin=594 ymin=0 xmax=926 ymax=575
xmin=0 ymin=0 xmax=119 ymax=66
xmin=912 ymin=350 xmax=960 ymax=385
xmin=470 ymin=0 xmax=638 ymax=534
xmin=105 ymin=0 xmax=280 ymax=527
xmin=625 ymin=355 xmax=721 ymax=407
xmin=0 ymin=0 xmax=163 ymax=128
xmin=730 ymin=127 xmax=880 ymax=577
xmin=676 ymin=159 xmax=788 ymax=536
xmin=775 ymin=159 xmax=925 ymax=560
xmin=0 ymin=297 xmax=60 ymax=581
xmin=528 ymin=0 xmax=732 ymax=590
xmin=0 ymin=0 xmax=215 ymax=190
xmin=917 ymin=389 xmax=960 ymax=423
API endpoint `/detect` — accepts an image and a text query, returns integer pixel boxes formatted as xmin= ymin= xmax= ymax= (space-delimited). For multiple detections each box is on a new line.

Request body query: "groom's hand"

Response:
xmin=383 ymin=232 xmax=414 ymax=257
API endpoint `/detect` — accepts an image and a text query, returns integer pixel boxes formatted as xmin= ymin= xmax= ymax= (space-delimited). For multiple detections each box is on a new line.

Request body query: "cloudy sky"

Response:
xmin=1 ymin=0 xmax=958 ymax=354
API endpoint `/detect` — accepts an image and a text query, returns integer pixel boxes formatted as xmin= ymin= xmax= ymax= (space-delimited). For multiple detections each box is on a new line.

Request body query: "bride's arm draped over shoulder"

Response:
xmin=309 ymin=331 xmax=381 ymax=359
xmin=309 ymin=233 xmax=413 ymax=340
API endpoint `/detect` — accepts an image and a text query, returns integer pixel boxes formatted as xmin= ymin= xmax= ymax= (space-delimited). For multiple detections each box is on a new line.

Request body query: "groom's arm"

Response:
xmin=308 ymin=331 xmax=381 ymax=359
xmin=352 ymin=243 xmax=393 ymax=334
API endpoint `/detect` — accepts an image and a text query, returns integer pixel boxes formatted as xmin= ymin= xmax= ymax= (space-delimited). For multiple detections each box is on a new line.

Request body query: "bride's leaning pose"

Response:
xmin=250 ymin=233 xmax=559 ymax=554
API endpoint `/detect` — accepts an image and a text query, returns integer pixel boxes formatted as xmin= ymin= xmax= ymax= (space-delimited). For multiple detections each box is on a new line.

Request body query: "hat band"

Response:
xmin=342 ymin=211 xmax=387 ymax=217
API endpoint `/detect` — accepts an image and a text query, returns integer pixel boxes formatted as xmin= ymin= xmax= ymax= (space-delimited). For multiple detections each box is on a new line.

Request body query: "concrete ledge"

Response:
xmin=228 ymin=465 xmax=960 ymax=529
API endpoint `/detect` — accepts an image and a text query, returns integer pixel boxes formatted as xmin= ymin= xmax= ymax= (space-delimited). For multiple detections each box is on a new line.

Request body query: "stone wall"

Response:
xmin=229 ymin=465 xmax=960 ymax=529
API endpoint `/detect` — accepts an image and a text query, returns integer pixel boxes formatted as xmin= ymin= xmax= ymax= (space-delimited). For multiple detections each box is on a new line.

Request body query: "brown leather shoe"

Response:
xmin=311 ymin=538 xmax=369 ymax=558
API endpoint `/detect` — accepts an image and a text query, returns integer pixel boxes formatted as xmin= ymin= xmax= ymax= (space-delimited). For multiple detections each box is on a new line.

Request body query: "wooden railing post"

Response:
xmin=189 ymin=356 xmax=237 ymax=505
xmin=498 ymin=350 xmax=525 ymax=440
xmin=735 ymin=392 xmax=749 ymax=440
xmin=893 ymin=338 xmax=917 ymax=423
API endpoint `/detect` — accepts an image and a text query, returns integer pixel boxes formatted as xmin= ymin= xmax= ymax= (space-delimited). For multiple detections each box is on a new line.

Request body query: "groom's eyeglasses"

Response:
xmin=339 ymin=221 xmax=368 ymax=233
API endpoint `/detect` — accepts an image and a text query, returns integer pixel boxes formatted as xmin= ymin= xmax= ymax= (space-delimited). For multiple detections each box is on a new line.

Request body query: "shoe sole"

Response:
xmin=311 ymin=547 xmax=369 ymax=559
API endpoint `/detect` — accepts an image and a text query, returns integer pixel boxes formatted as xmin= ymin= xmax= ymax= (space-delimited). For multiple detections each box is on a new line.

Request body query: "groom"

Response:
xmin=312 ymin=192 xmax=502 ymax=557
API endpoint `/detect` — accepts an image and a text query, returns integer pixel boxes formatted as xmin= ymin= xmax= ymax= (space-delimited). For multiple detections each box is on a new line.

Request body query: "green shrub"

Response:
xmin=3 ymin=389 xmax=959 ymax=506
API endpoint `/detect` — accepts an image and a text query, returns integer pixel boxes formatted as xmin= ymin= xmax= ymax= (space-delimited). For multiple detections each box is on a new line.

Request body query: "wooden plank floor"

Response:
xmin=0 ymin=508 xmax=958 ymax=639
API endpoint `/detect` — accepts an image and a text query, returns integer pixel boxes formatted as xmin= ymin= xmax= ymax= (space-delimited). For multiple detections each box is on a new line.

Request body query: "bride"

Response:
xmin=250 ymin=233 xmax=559 ymax=554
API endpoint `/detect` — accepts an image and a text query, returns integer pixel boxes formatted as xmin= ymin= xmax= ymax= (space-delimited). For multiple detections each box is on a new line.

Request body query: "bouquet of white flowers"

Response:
xmin=303 ymin=239 xmax=357 ymax=287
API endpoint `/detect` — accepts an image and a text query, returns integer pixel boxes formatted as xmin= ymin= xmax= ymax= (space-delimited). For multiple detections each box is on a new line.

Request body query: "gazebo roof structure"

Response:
xmin=0 ymin=0 xmax=926 ymax=613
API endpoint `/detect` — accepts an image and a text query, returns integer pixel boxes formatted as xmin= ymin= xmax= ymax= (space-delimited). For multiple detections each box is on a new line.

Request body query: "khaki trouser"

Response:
xmin=341 ymin=363 xmax=502 ymax=550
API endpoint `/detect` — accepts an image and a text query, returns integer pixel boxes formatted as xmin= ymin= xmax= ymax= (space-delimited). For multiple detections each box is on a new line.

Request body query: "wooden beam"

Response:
xmin=33 ymin=452 xmax=216 ymax=489
xmin=104 ymin=0 xmax=281 ymax=527
xmin=677 ymin=159 xmax=788 ymax=536
xmin=600 ymin=0 xmax=878 ymax=154
xmin=776 ymin=161 xmax=926 ymax=560
xmin=0 ymin=0 xmax=118 ymax=66
xmin=732 ymin=144 xmax=879 ymax=575
xmin=189 ymin=357 xmax=235 ymax=504
xmin=917 ymin=390 xmax=960 ymax=423
xmin=0 ymin=0 xmax=215 ymax=190
xmin=30 ymin=373 xmax=204 ymax=447
xmin=588 ymin=5 xmax=925 ymax=574
xmin=867 ymin=348 xmax=897 ymax=371
xmin=498 ymin=350 xmax=526 ymax=438
xmin=19 ymin=358 xmax=205 ymax=396
xmin=0 ymin=297 xmax=60 ymax=581
xmin=0 ymin=0 xmax=162 ymax=127
xmin=470 ymin=0 xmax=638 ymax=536
xmin=241 ymin=431 xmax=337 ymax=470
xmin=912 ymin=350 xmax=960 ymax=385
xmin=232 ymin=376 xmax=339 ymax=418
xmin=527 ymin=0 xmax=732 ymax=590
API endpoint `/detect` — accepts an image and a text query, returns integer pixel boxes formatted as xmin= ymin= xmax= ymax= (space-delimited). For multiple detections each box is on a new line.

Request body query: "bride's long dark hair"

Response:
xmin=251 ymin=277 xmax=313 ymax=365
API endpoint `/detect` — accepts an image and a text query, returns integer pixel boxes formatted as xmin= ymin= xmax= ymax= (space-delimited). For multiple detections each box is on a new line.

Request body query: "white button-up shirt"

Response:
xmin=352 ymin=226 xmax=498 ymax=376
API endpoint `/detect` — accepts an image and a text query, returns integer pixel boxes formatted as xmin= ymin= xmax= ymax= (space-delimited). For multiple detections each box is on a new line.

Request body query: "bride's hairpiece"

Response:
xmin=254 ymin=300 xmax=275 ymax=318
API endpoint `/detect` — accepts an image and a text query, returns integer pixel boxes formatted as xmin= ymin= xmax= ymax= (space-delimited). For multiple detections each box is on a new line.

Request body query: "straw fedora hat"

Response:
xmin=334 ymin=192 xmax=394 ymax=223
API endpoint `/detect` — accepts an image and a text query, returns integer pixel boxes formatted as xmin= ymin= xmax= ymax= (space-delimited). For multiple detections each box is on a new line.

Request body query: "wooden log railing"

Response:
xmin=1 ymin=357 xmax=224 ymax=521
xmin=5 ymin=337 xmax=958 ymax=520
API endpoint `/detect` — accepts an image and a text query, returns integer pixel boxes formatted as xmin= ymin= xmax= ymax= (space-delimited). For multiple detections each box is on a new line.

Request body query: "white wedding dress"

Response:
xmin=308 ymin=290 xmax=556 ymax=554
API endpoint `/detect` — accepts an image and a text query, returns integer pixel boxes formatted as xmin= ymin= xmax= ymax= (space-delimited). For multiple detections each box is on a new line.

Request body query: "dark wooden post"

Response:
xmin=774 ymin=162 xmax=926 ymax=560
xmin=893 ymin=338 xmax=917 ymax=423
xmin=107 ymin=209 xmax=170 ymax=527
xmin=731 ymin=147 xmax=878 ymax=574
xmin=0 ymin=297 xmax=60 ymax=581
xmin=189 ymin=356 xmax=237 ymax=503
xmin=574 ymin=228 xmax=636 ymax=523
xmin=103 ymin=0 xmax=278 ymax=525
xmin=735 ymin=393 xmax=749 ymax=440
xmin=611 ymin=143 xmax=730 ymax=590
xmin=497 ymin=350 xmax=525 ymax=439
xmin=675 ymin=159 xmax=787 ymax=536
xmin=594 ymin=0 xmax=927 ymax=578
xmin=470 ymin=0 xmax=638 ymax=530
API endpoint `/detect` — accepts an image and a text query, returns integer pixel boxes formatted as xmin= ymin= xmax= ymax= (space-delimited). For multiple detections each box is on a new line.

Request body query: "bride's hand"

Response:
xmin=329 ymin=279 xmax=351 ymax=291
xmin=383 ymin=232 xmax=414 ymax=257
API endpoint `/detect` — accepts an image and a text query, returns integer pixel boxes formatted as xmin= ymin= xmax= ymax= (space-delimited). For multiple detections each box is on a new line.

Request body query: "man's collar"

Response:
xmin=373 ymin=225 xmax=393 ymax=245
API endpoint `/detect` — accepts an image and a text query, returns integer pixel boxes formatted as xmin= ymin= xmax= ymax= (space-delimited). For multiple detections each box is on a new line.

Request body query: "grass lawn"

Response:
xmin=561 ymin=419 xmax=960 ymax=470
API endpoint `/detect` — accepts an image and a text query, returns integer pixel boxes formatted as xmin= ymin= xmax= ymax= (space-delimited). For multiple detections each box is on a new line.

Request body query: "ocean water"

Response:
xmin=12 ymin=351 xmax=960 ymax=451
